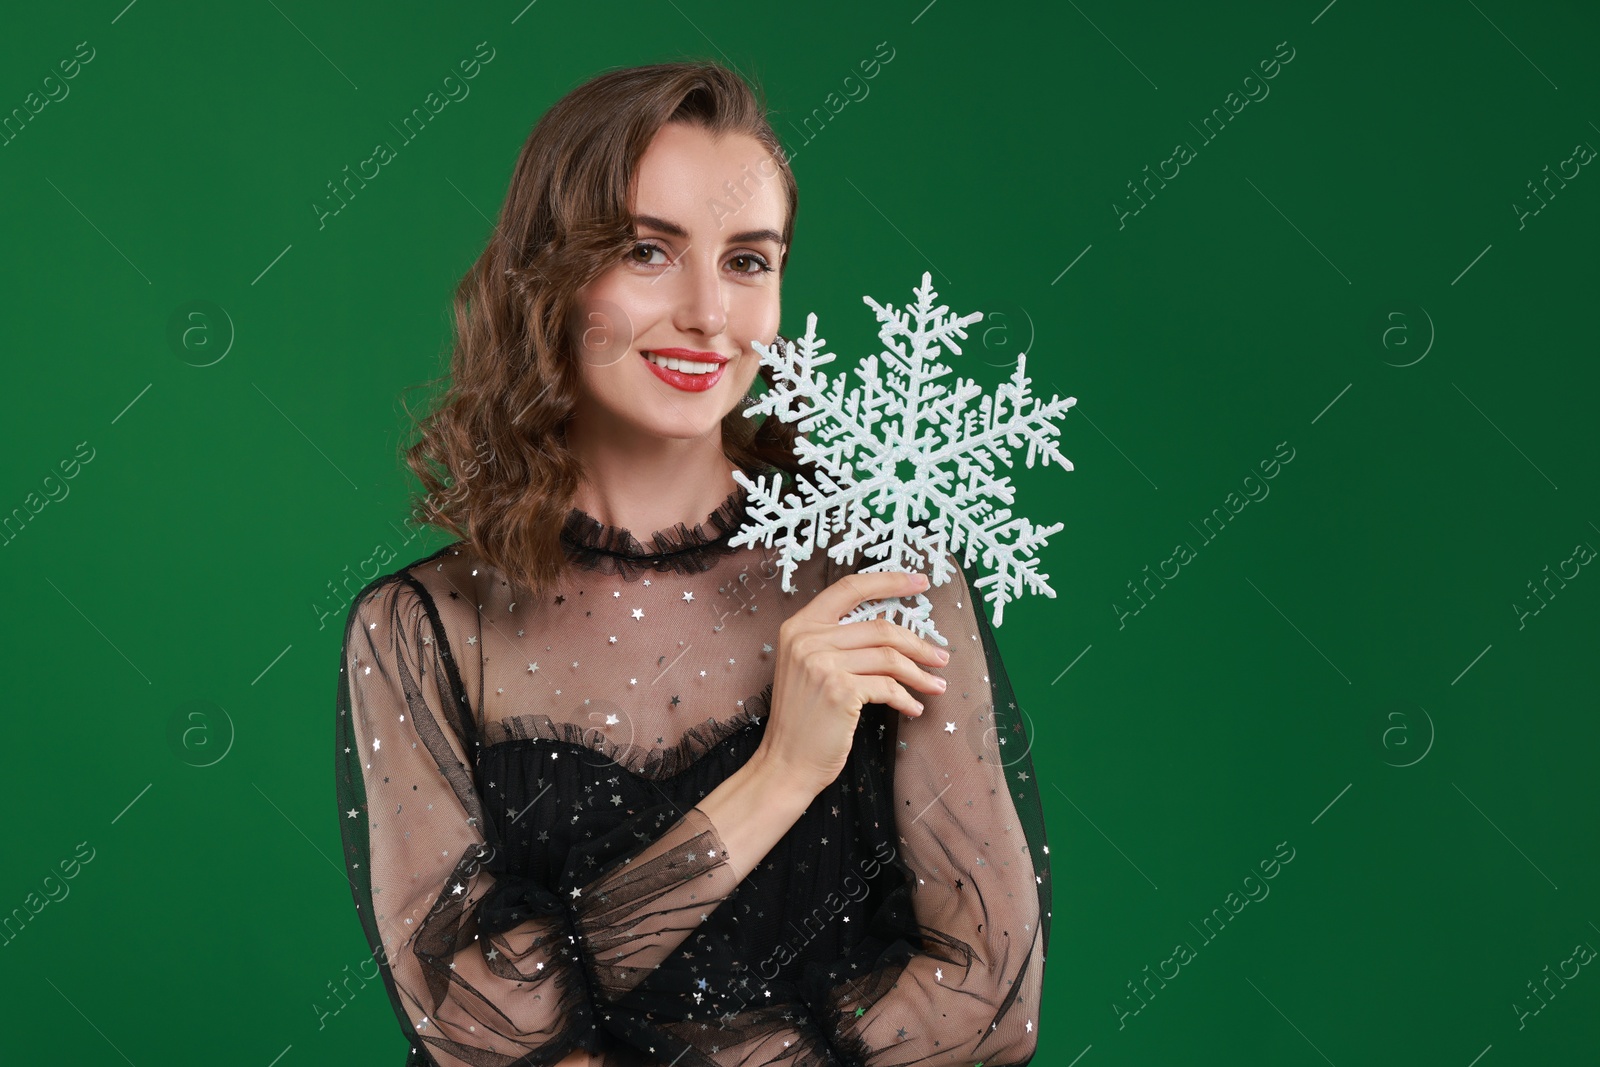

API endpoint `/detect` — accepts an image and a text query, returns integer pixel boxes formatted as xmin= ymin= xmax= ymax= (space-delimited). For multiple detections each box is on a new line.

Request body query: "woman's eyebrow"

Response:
xmin=635 ymin=213 xmax=782 ymax=247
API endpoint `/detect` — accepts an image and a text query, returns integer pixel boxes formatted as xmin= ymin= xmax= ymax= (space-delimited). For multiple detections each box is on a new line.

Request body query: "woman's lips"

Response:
xmin=640 ymin=350 xmax=726 ymax=392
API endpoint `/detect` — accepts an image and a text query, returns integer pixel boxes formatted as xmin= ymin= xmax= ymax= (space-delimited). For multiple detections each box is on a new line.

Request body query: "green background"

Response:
xmin=2 ymin=0 xmax=1596 ymax=1063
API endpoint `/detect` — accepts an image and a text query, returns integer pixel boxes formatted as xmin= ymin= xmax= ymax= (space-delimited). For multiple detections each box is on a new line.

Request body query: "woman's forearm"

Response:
xmin=565 ymin=751 xmax=819 ymax=1004
xmin=693 ymin=750 xmax=818 ymax=886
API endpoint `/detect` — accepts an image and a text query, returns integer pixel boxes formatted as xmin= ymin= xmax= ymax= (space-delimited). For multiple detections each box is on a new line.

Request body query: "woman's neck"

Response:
xmin=568 ymin=449 xmax=740 ymax=536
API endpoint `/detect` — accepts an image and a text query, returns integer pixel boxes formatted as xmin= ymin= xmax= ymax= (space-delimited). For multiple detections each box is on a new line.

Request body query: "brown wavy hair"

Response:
xmin=401 ymin=61 xmax=807 ymax=602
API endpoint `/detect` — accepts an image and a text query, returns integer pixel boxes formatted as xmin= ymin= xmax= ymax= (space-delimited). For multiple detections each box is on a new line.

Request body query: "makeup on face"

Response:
xmin=639 ymin=347 xmax=729 ymax=392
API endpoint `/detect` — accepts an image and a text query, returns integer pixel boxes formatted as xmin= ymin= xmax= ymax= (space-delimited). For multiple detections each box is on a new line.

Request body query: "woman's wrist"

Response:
xmin=744 ymin=745 xmax=822 ymax=813
xmin=692 ymin=748 xmax=819 ymax=887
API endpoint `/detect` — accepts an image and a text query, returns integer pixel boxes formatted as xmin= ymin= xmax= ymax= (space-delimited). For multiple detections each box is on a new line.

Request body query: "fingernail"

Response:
xmin=936 ymin=649 xmax=950 ymax=662
xmin=935 ymin=677 xmax=948 ymax=691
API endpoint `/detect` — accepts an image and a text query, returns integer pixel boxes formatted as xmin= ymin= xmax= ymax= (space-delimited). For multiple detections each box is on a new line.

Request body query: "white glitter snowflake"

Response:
xmin=728 ymin=271 xmax=1077 ymax=644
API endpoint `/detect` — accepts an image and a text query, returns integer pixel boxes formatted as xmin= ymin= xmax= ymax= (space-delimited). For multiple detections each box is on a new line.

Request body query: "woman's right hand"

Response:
xmin=757 ymin=568 xmax=952 ymax=798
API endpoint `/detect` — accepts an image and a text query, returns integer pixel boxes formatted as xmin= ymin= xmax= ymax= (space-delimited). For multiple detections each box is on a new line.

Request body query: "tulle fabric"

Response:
xmin=335 ymin=466 xmax=1052 ymax=1066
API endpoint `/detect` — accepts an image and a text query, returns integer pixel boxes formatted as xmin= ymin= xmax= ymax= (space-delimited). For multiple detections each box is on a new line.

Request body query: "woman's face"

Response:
xmin=566 ymin=122 xmax=786 ymax=450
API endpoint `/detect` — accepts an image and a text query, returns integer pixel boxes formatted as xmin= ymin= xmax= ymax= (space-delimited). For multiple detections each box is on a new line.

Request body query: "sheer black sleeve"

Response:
xmin=783 ymin=551 xmax=1051 ymax=1067
xmin=335 ymin=574 xmax=750 ymax=1066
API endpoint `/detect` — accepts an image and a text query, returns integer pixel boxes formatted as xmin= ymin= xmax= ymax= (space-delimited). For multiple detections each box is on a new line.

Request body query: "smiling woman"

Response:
xmin=399 ymin=62 xmax=804 ymax=604
xmin=335 ymin=60 xmax=1051 ymax=1067
xmin=561 ymin=119 xmax=788 ymax=515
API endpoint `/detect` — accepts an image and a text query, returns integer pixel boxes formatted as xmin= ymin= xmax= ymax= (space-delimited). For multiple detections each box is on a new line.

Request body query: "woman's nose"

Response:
xmin=671 ymin=258 xmax=728 ymax=336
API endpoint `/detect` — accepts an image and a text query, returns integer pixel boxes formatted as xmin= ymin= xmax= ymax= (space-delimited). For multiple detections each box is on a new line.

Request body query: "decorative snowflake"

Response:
xmin=728 ymin=271 xmax=1077 ymax=644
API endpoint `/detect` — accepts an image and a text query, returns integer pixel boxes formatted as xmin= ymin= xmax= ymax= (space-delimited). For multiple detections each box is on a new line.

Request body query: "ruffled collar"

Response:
xmin=559 ymin=475 xmax=758 ymax=579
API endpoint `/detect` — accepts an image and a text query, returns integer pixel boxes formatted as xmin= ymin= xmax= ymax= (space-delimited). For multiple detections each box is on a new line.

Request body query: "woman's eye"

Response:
xmin=631 ymin=242 xmax=668 ymax=265
xmin=631 ymin=242 xmax=771 ymax=275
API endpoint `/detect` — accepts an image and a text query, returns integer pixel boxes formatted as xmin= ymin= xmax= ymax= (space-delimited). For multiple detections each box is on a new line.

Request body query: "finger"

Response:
xmin=802 ymin=568 xmax=928 ymax=626
xmin=832 ymin=645 xmax=949 ymax=697
xmin=853 ymin=672 xmax=922 ymax=717
xmin=825 ymin=617 xmax=949 ymax=666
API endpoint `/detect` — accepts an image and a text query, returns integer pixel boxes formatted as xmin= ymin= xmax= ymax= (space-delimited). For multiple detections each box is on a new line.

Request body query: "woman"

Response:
xmin=335 ymin=61 xmax=1051 ymax=1067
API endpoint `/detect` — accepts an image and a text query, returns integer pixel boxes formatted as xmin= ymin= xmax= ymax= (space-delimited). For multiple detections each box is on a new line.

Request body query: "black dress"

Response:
xmin=334 ymin=473 xmax=1052 ymax=1066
